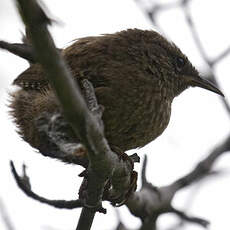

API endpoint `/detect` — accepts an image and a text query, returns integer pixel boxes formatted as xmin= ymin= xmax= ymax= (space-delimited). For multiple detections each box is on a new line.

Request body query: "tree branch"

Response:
xmin=13 ymin=1 xmax=135 ymax=229
xmin=170 ymin=134 xmax=230 ymax=191
xmin=125 ymin=134 xmax=230 ymax=228
xmin=211 ymin=46 xmax=230 ymax=65
xmin=182 ymin=3 xmax=230 ymax=115
xmin=0 ymin=41 xmax=36 ymax=63
xmin=76 ymin=208 xmax=95 ymax=230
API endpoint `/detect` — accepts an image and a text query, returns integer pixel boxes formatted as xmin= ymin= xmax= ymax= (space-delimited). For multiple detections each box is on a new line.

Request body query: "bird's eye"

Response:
xmin=175 ymin=57 xmax=186 ymax=72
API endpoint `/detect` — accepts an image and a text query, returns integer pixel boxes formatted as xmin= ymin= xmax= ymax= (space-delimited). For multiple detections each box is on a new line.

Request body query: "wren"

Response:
xmin=9 ymin=29 xmax=223 ymax=160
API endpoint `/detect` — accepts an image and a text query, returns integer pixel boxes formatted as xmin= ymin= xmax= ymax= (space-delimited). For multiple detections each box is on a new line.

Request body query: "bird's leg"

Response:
xmin=113 ymin=170 xmax=138 ymax=207
xmin=103 ymin=145 xmax=139 ymax=206
xmin=79 ymin=79 xmax=140 ymax=206
xmin=102 ymin=169 xmax=138 ymax=207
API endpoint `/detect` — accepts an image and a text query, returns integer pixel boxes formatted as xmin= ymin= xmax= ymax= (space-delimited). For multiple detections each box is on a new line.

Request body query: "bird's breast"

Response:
xmin=101 ymin=84 xmax=172 ymax=151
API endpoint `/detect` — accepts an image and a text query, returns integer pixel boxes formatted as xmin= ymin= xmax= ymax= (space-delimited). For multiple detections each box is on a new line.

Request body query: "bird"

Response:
xmin=9 ymin=29 xmax=223 ymax=163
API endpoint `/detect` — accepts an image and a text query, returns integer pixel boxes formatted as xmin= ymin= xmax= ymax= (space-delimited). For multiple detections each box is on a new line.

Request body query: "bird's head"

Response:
xmin=163 ymin=43 xmax=224 ymax=98
xmin=129 ymin=29 xmax=224 ymax=99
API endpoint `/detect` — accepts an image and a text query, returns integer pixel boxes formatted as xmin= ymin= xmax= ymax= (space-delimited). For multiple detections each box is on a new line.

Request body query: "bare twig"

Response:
xmin=170 ymin=134 xmax=230 ymax=191
xmin=183 ymin=3 xmax=230 ymax=115
xmin=0 ymin=40 xmax=36 ymax=63
xmin=170 ymin=208 xmax=210 ymax=228
xmin=10 ymin=161 xmax=83 ymax=209
xmin=211 ymin=46 xmax=230 ymax=65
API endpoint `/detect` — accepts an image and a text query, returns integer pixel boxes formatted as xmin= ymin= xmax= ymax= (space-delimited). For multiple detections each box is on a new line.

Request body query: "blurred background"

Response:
xmin=0 ymin=0 xmax=230 ymax=230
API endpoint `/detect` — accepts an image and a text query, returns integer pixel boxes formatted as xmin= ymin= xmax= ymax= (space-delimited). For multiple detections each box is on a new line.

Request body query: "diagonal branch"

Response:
xmin=183 ymin=3 xmax=230 ymax=115
xmin=169 ymin=207 xmax=210 ymax=228
xmin=211 ymin=46 xmax=230 ymax=65
xmin=182 ymin=4 xmax=210 ymax=64
xmin=14 ymin=1 xmax=135 ymax=230
xmin=170 ymin=134 xmax=230 ymax=191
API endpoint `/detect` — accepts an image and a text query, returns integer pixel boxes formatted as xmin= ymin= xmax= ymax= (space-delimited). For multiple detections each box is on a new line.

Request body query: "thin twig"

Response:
xmin=211 ymin=46 xmax=230 ymax=65
xmin=170 ymin=134 xmax=230 ymax=191
xmin=125 ymin=134 xmax=230 ymax=227
xmin=10 ymin=161 xmax=83 ymax=209
xmin=183 ymin=6 xmax=210 ymax=63
xmin=0 ymin=40 xmax=36 ymax=63
xmin=170 ymin=207 xmax=210 ymax=228
xmin=183 ymin=3 xmax=230 ymax=115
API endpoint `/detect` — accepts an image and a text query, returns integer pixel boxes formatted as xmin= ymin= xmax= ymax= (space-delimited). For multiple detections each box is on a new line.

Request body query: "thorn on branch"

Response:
xmin=10 ymin=161 xmax=83 ymax=209
xmin=21 ymin=29 xmax=30 ymax=45
xmin=21 ymin=163 xmax=31 ymax=190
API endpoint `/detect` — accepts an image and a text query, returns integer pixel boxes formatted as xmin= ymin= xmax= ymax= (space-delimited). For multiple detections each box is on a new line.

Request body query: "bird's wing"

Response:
xmin=13 ymin=36 xmax=107 ymax=91
xmin=13 ymin=63 xmax=49 ymax=90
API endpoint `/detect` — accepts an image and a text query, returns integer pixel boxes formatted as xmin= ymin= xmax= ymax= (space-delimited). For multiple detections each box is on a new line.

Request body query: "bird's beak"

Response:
xmin=190 ymin=75 xmax=224 ymax=97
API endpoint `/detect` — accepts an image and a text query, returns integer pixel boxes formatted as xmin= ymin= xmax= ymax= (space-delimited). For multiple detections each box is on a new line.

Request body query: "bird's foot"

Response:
xmin=103 ymin=145 xmax=139 ymax=206
xmin=78 ymin=146 xmax=139 ymax=208
xmin=112 ymin=170 xmax=138 ymax=207
xmin=110 ymin=145 xmax=136 ymax=169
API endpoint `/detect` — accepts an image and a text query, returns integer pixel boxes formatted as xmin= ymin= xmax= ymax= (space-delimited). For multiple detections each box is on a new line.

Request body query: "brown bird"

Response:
xmin=9 ymin=29 xmax=223 ymax=163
